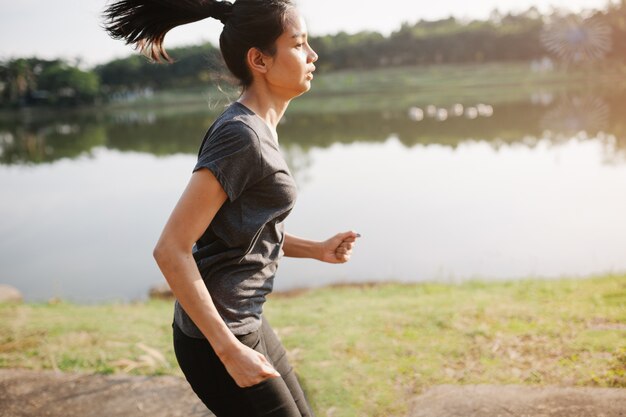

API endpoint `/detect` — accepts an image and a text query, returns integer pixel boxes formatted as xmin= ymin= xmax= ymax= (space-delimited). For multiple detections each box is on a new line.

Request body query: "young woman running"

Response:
xmin=103 ymin=1 xmax=359 ymax=415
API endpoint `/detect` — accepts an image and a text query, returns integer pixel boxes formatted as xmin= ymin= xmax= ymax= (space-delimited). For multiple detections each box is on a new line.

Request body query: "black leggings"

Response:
xmin=173 ymin=316 xmax=316 ymax=417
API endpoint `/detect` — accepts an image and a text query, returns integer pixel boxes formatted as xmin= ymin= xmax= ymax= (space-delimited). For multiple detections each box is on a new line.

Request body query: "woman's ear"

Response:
xmin=246 ymin=47 xmax=271 ymax=75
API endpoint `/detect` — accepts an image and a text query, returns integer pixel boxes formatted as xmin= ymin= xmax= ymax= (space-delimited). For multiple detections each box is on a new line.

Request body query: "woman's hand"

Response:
xmin=219 ymin=340 xmax=281 ymax=388
xmin=318 ymin=231 xmax=360 ymax=264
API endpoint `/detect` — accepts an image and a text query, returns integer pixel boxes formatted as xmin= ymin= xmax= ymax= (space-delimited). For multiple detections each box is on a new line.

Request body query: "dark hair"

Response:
xmin=103 ymin=0 xmax=293 ymax=87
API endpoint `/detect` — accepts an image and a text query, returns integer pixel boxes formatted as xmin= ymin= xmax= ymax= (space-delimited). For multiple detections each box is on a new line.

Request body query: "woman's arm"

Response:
xmin=284 ymin=231 xmax=360 ymax=263
xmin=282 ymin=233 xmax=322 ymax=259
xmin=153 ymin=168 xmax=280 ymax=387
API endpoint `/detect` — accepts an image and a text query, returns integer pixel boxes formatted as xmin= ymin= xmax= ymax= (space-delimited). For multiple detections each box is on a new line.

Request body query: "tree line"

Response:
xmin=1 ymin=2 xmax=625 ymax=108
xmin=311 ymin=3 xmax=626 ymax=69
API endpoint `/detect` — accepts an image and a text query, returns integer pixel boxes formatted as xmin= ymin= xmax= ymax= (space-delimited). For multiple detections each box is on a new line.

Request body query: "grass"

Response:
xmin=98 ymin=61 xmax=626 ymax=115
xmin=290 ymin=61 xmax=626 ymax=113
xmin=1 ymin=274 xmax=625 ymax=417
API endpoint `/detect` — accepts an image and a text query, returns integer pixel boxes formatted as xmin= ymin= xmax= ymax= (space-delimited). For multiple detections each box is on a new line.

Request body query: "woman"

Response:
xmin=103 ymin=1 xmax=359 ymax=416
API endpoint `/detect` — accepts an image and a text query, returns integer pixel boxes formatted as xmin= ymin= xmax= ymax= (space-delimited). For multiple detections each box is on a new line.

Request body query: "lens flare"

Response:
xmin=540 ymin=15 xmax=612 ymax=63
xmin=540 ymin=95 xmax=610 ymax=136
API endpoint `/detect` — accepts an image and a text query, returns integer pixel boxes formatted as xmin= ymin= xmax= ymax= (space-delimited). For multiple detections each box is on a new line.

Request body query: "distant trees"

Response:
xmin=0 ymin=58 xmax=99 ymax=107
xmin=94 ymin=43 xmax=226 ymax=91
xmin=311 ymin=31 xmax=386 ymax=70
xmin=313 ymin=15 xmax=540 ymax=69
xmin=0 ymin=59 xmax=38 ymax=106
xmin=37 ymin=62 xmax=100 ymax=102
xmin=308 ymin=7 xmax=613 ymax=69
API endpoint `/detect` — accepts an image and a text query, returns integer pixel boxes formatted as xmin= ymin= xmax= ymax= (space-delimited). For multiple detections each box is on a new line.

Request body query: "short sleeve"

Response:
xmin=193 ymin=121 xmax=263 ymax=202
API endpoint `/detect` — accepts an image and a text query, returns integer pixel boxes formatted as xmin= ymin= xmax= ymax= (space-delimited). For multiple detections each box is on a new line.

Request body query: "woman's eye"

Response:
xmin=295 ymin=43 xmax=304 ymax=48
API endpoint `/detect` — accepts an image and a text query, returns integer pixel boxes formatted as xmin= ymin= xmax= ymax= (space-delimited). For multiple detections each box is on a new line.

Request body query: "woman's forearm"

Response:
xmin=153 ymin=244 xmax=239 ymax=357
xmin=283 ymin=233 xmax=322 ymax=259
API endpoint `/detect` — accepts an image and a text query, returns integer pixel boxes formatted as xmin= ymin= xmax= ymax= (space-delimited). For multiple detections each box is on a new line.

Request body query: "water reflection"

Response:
xmin=408 ymin=103 xmax=494 ymax=122
xmin=540 ymin=95 xmax=610 ymax=136
xmin=0 ymin=122 xmax=106 ymax=164
xmin=1 ymin=92 xmax=626 ymax=168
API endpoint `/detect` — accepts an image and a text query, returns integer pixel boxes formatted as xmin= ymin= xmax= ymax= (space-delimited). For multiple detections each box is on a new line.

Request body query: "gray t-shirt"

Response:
xmin=173 ymin=102 xmax=298 ymax=338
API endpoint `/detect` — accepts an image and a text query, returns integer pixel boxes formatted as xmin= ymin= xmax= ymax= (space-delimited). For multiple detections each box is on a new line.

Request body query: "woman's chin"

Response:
xmin=290 ymin=83 xmax=312 ymax=99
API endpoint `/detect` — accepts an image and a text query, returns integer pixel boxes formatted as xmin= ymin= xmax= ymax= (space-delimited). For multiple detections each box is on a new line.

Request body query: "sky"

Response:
xmin=0 ymin=0 xmax=615 ymax=67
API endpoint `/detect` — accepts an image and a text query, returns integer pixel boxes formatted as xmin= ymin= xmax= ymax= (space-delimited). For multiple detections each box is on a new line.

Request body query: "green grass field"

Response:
xmin=1 ymin=274 xmax=624 ymax=417
xmin=103 ymin=61 xmax=626 ymax=115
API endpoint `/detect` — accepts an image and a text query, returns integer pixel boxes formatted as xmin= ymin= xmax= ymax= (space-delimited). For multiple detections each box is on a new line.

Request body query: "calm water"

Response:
xmin=1 ymin=91 xmax=625 ymax=302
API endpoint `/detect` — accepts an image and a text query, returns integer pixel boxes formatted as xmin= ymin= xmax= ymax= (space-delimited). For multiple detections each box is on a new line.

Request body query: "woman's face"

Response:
xmin=263 ymin=8 xmax=318 ymax=98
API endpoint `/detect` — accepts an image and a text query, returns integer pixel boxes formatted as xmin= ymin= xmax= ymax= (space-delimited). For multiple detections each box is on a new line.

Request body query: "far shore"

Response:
xmin=2 ymin=61 xmax=626 ymax=120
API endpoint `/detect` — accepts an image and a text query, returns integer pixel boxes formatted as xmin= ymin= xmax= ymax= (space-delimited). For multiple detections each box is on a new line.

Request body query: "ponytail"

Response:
xmin=104 ymin=0 xmax=294 ymax=89
xmin=103 ymin=0 xmax=233 ymax=62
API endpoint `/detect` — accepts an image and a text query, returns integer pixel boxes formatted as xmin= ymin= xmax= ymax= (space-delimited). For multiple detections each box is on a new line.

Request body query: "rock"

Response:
xmin=149 ymin=282 xmax=174 ymax=300
xmin=0 ymin=285 xmax=23 ymax=303
xmin=408 ymin=384 xmax=626 ymax=417
xmin=0 ymin=368 xmax=214 ymax=417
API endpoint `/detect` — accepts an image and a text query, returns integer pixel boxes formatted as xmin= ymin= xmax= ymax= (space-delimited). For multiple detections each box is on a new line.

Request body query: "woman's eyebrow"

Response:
xmin=291 ymin=32 xmax=307 ymax=39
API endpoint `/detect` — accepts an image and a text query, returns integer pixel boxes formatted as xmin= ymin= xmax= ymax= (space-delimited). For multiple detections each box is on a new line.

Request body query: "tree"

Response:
xmin=0 ymin=58 xmax=100 ymax=107
xmin=0 ymin=59 xmax=37 ymax=106
xmin=37 ymin=62 xmax=100 ymax=104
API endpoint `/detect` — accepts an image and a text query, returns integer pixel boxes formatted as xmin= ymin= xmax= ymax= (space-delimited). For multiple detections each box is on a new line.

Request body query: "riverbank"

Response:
xmin=1 ymin=275 xmax=624 ymax=417
xmin=2 ymin=62 xmax=626 ymax=120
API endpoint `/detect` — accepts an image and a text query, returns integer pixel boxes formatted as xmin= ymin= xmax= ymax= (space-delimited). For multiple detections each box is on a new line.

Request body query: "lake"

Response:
xmin=1 ymin=88 xmax=625 ymax=302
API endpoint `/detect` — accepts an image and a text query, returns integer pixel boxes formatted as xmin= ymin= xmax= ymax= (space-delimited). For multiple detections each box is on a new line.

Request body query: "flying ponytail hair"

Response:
xmin=103 ymin=0 xmax=233 ymax=62
xmin=103 ymin=0 xmax=293 ymax=87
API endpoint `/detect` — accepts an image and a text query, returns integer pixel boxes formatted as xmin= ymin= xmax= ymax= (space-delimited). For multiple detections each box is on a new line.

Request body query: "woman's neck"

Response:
xmin=237 ymin=88 xmax=290 ymax=132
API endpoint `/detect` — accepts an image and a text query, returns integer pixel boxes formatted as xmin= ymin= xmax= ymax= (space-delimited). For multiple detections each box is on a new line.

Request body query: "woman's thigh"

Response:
xmin=258 ymin=318 xmax=316 ymax=417
xmin=172 ymin=320 xmax=309 ymax=417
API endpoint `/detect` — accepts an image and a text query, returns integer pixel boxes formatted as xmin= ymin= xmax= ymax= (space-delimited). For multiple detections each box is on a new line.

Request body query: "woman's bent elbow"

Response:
xmin=152 ymin=241 xmax=189 ymax=270
xmin=152 ymin=242 xmax=168 ymax=265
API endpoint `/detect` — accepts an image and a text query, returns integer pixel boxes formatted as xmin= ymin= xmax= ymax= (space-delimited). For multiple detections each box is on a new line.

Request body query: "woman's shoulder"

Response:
xmin=206 ymin=103 xmax=270 ymax=147
xmin=198 ymin=108 xmax=263 ymax=158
